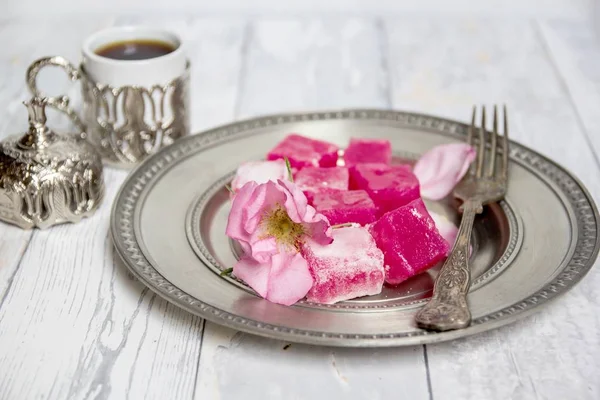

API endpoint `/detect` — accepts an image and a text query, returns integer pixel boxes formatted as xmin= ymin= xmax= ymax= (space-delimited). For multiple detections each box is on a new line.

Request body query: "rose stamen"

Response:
xmin=262 ymin=205 xmax=305 ymax=250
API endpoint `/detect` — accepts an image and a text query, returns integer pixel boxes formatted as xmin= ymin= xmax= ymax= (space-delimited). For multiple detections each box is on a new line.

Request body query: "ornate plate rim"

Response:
xmin=110 ymin=108 xmax=600 ymax=347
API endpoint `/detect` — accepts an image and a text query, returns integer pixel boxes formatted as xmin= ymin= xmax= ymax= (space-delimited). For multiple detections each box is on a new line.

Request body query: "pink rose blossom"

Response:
xmin=413 ymin=143 xmax=476 ymax=200
xmin=226 ymin=179 xmax=333 ymax=305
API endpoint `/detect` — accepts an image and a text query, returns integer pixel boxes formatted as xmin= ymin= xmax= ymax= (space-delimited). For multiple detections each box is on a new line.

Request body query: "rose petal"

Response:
xmin=226 ymin=181 xmax=285 ymax=247
xmin=243 ymin=181 xmax=284 ymax=234
xmin=228 ymin=179 xmax=332 ymax=254
xmin=303 ymin=208 xmax=333 ymax=245
xmin=277 ymin=178 xmax=309 ymax=223
xmin=413 ymin=143 xmax=476 ymax=200
xmin=429 ymin=211 xmax=459 ymax=247
xmin=233 ymin=252 xmax=313 ymax=306
xmin=250 ymin=237 xmax=279 ymax=264
xmin=233 ymin=256 xmax=271 ymax=298
xmin=278 ymin=179 xmax=333 ymax=245
xmin=226 ymin=181 xmax=258 ymax=244
xmin=227 ymin=178 xmax=332 ymax=303
xmin=266 ymin=252 xmax=313 ymax=306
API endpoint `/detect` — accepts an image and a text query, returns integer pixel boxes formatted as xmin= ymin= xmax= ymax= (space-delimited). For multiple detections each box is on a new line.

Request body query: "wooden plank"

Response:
xmin=6 ymin=0 xmax=591 ymax=20
xmin=385 ymin=17 xmax=600 ymax=400
xmin=0 ymin=20 xmax=33 ymax=309
xmin=0 ymin=16 xmax=115 ymax=318
xmin=195 ymin=18 xmax=430 ymax=400
xmin=200 ymin=332 xmax=429 ymax=399
xmin=2 ymin=13 xmax=598 ymax=400
xmin=237 ymin=18 xmax=389 ymax=118
xmin=537 ymin=20 xmax=600 ymax=166
xmin=0 ymin=17 xmax=246 ymax=399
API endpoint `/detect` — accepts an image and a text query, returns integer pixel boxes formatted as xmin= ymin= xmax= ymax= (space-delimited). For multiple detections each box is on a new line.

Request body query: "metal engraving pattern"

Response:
xmin=416 ymin=106 xmax=510 ymax=331
xmin=80 ymin=68 xmax=190 ymax=166
xmin=111 ymin=109 xmax=600 ymax=346
xmin=26 ymin=56 xmax=190 ymax=168
xmin=415 ymin=215 xmax=475 ymax=330
xmin=0 ymin=97 xmax=104 ymax=229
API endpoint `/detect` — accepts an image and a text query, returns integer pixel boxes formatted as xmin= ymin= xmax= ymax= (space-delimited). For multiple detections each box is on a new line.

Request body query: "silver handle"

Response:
xmin=415 ymin=200 xmax=481 ymax=331
xmin=26 ymin=56 xmax=87 ymax=135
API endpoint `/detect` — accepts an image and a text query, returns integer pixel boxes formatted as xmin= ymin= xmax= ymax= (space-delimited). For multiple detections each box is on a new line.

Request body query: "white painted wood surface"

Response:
xmin=0 ymin=13 xmax=599 ymax=400
xmin=387 ymin=18 xmax=600 ymax=400
xmin=4 ymin=0 xmax=592 ymax=19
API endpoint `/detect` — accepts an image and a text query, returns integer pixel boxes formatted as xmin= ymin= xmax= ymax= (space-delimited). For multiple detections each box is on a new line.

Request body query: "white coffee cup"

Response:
xmin=82 ymin=26 xmax=187 ymax=87
xmin=27 ymin=26 xmax=191 ymax=167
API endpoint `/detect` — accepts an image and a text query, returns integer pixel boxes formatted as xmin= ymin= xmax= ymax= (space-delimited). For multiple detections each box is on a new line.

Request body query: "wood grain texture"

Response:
xmin=0 ymin=28 xmax=31 ymax=307
xmin=0 ymin=17 xmax=246 ymax=400
xmin=385 ymin=17 xmax=600 ymax=400
xmin=237 ymin=18 xmax=389 ymax=118
xmin=195 ymin=18 xmax=431 ymax=400
xmin=203 ymin=332 xmax=429 ymax=400
xmin=0 ymin=17 xmax=97 ymax=306
xmin=0 ymin=16 xmax=114 ymax=327
xmin=6 ymin=0 xmax=591 ymax=19
xmin=537 ymin=20 xmax=600 ymax=166
xmin=0 ymin=13 xmax=599 ymax=400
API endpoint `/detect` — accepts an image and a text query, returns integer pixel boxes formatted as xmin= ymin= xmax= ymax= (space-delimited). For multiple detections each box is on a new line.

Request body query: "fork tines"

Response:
xmin=467 ymin=105 xmax=509 ymax=181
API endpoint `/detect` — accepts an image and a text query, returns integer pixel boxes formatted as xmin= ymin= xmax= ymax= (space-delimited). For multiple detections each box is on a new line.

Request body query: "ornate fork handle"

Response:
xmin=415 ymin=200 xmax=481 ymax=331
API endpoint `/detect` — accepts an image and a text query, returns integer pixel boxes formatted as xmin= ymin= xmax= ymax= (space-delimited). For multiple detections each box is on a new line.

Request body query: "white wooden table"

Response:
xmin=1 ymin=14 xmax=600 ymax=400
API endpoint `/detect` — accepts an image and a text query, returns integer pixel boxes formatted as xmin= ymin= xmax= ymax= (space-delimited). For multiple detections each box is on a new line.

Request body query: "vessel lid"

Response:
xmin=0 ymin=97 xmax=105 ymax=229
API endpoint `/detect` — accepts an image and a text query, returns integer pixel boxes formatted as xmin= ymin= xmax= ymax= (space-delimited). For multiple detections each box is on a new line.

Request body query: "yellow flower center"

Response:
xmin=262 ymin=205 xmax=305 ymax=250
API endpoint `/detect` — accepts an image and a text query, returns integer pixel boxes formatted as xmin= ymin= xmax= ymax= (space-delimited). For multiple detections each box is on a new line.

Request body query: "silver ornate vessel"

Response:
xmin=0 ymin=97 xmax=104 ymax=229
xmin=80 ymin=70 xmax=190 ymax=165
xmin=26 ymin=56 xmax=190 ymax=167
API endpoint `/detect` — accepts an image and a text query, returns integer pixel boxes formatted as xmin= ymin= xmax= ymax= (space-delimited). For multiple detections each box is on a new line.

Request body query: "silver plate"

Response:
xmin=110 ymin=109 xmax=600 ymax=347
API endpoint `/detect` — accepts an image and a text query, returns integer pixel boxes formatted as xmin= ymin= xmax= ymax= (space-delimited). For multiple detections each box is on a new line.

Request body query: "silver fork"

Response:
xmin=415 ymin=105 xmax=510 ymax=331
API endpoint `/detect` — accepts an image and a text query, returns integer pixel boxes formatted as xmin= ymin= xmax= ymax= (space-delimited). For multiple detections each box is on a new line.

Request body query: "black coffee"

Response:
xmin=95 ymin=39 xmax=176 ymax=61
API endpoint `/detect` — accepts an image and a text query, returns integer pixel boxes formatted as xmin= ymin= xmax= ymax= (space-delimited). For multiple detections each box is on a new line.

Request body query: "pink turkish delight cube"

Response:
xmin=302 ymin=226 xmax=385 ymax=304
xmin=231 ymin=159 xmax=288 ymax=193
xmin=295 ymin=166 xmax=349 ymax=194
xmin=349 ymin=163 xmax=420 ymax=214
xmin=369 ymin=198 xmax=450 ymax=285
xmin=343 ymin=138 xmax=392 ymax=166
xmin=307 ymin=190 xmax=377 ymax=226
xmin=267 ymin=134 xmax=339 ymax=169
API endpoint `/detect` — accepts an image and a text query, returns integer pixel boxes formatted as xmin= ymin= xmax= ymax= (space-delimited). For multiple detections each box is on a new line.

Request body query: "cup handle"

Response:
xmin=26 ymin=56 xmax=87 ymax=135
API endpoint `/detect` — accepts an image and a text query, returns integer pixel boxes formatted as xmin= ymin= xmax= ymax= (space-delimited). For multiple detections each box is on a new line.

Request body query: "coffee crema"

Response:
xmin=95 ymin=39 xmax=176 ymax=61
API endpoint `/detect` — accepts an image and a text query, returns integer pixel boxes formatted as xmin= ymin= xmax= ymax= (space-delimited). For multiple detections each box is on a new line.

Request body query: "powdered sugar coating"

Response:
xmin=307 ymin=190 xmax=378 ymax=225
xmin=231 ymin=159 xmax=288 ymax=192
xmin=302 ymin=226 xmax=385 ymax=304
xmin=295 ymin=166 xmax=349 ymax=193
xmin=369 ymin=198 xmax=450 ymax=285
xmin=343 ymin=138 xmax=392 ymax=166
xmin=267 ymin=134 xmax=339 ymax=169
